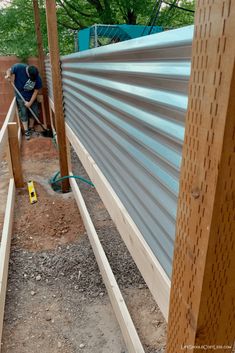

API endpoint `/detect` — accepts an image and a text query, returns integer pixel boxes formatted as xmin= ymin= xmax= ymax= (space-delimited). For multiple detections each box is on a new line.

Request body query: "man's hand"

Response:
xmin=4 ymin=74 xmax=12 ymax=81
xmin=25 ymin=101 xmax=32 ymax=108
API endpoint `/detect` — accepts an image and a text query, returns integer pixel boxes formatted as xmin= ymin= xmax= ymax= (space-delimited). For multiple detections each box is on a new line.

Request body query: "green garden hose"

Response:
xmin=49 ymin=171 xmax=94 ymax=192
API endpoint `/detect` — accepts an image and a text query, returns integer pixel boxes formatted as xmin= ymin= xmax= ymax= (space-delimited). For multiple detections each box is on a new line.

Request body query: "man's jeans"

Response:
xmin=16 ymin=97 xmax=39 ymax=123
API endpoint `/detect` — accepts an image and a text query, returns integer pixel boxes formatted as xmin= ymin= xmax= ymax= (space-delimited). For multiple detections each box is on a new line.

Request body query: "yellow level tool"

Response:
xmin=27 ymin=181 xmax=37 ymax=204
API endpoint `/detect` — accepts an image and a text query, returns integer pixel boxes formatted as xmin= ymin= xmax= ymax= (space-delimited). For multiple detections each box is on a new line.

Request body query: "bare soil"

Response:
xmin=13 ymin=183 xmax=85 ymax=251
xmin=1 ymin=134 xmax=166 ymax=353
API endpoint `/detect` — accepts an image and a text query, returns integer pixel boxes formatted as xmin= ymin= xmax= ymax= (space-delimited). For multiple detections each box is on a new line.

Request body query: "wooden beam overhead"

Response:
xmin=45 ymin=0 xmax=69 ymax=193
xmin=166 ymin=1 xmax=235 ymax=352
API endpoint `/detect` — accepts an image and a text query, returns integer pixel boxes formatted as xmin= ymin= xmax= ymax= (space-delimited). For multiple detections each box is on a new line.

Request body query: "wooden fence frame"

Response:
xmin=45 ymin=1 xmax=235 ymax=351
xmin=0 ymin=98 xmax=21 ymax=349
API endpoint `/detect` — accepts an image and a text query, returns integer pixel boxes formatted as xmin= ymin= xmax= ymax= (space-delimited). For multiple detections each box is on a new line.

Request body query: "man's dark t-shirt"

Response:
xmin=11 ymin=63 xmax=42 ymax=101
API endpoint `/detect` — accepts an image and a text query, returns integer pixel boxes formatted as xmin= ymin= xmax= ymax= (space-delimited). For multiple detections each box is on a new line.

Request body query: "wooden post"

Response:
xmin=166 ymin=1 xmax=235 ymax=352
xmin=45 ymin=0 xmax=69 ymax=193
xmin=7 ymin=122 xmax=24 ymax=188
xmin=32 ymin=0 xmax=51 ymax=128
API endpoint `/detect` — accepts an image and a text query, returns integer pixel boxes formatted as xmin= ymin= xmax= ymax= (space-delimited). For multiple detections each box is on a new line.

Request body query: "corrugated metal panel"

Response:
xmin=59 ymin=26 xmax=193 ymax=278
xmin=45 ymin=58 xmax=53 ymax=100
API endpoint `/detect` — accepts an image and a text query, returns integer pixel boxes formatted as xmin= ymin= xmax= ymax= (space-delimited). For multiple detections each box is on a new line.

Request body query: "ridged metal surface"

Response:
xmin=51 ymin=26 xmax=193 ymax=278
xmin=45 ymin=58 xmax=53 ymax=100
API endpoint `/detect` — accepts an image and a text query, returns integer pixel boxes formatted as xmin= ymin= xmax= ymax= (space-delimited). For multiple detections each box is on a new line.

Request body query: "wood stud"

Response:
xmin=45 ymin=0 xmax=69 ymax=193
xmin=166 ymin=1 xmax=235 ymax=352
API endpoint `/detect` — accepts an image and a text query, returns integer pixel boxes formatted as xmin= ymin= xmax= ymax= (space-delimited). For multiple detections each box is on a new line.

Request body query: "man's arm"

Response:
xmin=24 ymin=89 xmax=39 ymax=108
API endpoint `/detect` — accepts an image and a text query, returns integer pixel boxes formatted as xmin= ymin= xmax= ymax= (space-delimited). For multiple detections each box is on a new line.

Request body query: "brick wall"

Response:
xmin=0 ymin=56 xmax=39 ymax=127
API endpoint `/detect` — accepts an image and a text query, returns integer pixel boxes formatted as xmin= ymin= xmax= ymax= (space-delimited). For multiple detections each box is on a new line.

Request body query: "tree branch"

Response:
xmin=57 ymin=0 xmax=82 ymax=26
xmin=63 ymin=0 xmax=93 ymax=18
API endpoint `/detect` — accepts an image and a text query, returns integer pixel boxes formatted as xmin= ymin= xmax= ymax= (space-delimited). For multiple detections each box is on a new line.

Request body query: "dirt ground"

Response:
xmin=0 ymin=134 xmax=166 ymax=353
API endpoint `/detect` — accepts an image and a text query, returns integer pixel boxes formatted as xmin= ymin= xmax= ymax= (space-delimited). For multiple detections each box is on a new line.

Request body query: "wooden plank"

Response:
xmin=0 ymin=98 xmax=16 ymax=162
xmin=48 ymin=101 xmax=56 ymax=139
xmin=166 ymin=1 xmax=235 ymax=352
xmin=66 ymin=138 xmax=72 ymax=174
xmin=66 ymin=123 xmax=171 ymax=320
xmin=0 ymin=179 xmax=15 ymax=349
xmin=5 ymin=142 xmax=13 ymax=179
xmin=8 ymin=122 xmax=24 ymax=188
xmin=33 ymin=0 xmax=51 ymax=128
xmin=45 ymin=0 xmax=69 ymax=193
xmin=15 ymin=108 xmax=22 ymax=146
xmin=69 ymin=175 xmax=145 ymax=353
xmin=48 ymin=97 xmax=55 ymax=113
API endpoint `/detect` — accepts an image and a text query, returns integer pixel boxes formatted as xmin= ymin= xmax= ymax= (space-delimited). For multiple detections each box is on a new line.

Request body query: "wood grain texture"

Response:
xmin=66 ymin=123 xmax=171 ymax=320
xmin=45 ymin=0 xmax=69 ymax=192
xmin=8 ymin=122 xmax=24 ymax=188
xmin=0 ymin=98 xmax=16 ymax=162
xmin=70 ymin=175 xmax=145 ymax=353
xmin=33 ymin=0 xmax=51 ymax=128
xmin=166 ymin=1 xmax=235 ymax=352
xmin=0 ymin=179 xmax=15 ymax=350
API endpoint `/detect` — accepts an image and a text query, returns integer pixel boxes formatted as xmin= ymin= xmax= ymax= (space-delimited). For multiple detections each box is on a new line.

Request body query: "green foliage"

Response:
xmin=0 ymin=0 xmax=37 ymax=59
xmin=0 ymin=0 xmax=74 ymax=59
xmin=0 ymin=0 xmax=195 ymax=59
xmin=157 ymin=0 xmax=195 ymax=28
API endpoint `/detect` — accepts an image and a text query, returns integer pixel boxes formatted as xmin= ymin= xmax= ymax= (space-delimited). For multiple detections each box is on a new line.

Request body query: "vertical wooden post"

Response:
xmin=166 ymin=1 xmax=235 ymax=352
xmin=32 ymin=0 xmax=51 ymax=128
xmin=8 ymin=122 xmax=24 ymax=188
xmin=45 ymin=0 xmax=69 ymax=193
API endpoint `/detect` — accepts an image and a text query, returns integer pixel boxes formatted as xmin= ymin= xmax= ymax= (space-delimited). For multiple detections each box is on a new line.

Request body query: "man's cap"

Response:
xmin=28 ymin=66 xmax=39 ymax=81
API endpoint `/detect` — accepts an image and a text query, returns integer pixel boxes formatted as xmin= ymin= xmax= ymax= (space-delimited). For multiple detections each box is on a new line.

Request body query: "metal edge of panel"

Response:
xmin=61 ymin=25 xmax=194 ymax=61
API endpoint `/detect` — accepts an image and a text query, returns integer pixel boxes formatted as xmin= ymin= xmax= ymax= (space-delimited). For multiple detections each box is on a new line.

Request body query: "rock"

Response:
xmin=45 ymin=314 xmax=51 ymax=321
xmin=79 ymin=343 xmax=85 ymax=349
xmin=57 ymin=342 xmax=62 ymax=348
xmin=31 ymin=291 xmax=36 ymax=296
xmin=99 ymin=292 xmax=104 ymax=297
xmin=36 ymin=275 xmax=41 ymax=281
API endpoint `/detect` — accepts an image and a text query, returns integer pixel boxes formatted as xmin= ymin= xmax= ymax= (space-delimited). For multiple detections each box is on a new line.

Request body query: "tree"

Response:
xmin=157 ymin=0 xmax=195 ymax=28
xmin=0 ymin=0 xmax=195 ymax=59
xmin=0 ymin=0 xmax=74 ymax=59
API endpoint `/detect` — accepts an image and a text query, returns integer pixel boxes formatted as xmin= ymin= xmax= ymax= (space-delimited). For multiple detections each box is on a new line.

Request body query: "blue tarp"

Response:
xmin=78 ymin=24 xmax=164 ymax=51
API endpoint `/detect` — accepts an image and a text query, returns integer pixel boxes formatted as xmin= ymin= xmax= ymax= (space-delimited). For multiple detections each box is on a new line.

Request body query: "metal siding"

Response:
xmin=50 ymin=26 xmax=193 ymax=278
xmin=45 ymin=58 xmax=53 ymax=100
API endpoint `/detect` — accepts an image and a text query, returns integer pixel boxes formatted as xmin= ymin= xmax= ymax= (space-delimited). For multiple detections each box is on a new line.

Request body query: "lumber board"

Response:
xmin=5 ymin=143 xmax=13 ymax=179
xmin=0 ymin=99 xmax=16 ymax=162
xmin=0 ymin=179 xmax=15 ymax=350
xmin=48 ymin=97 xmax=55 ymax=113
xmin=45 ymin=0 xmax=69 ymax=192
xmin=33 ymin=0 xmax=51 ymax=128
xmin=66 ymin=123 xmax=171 ymax=320
xmin=15 ymin=109 xmax=22 ymax=146
xmin=166 ymin=1 xmax=235 ymax=352
xmin=8 ymin=123 xmax=24 ymax=188
xmin=70 ymin=175 xmax=145 ymax=353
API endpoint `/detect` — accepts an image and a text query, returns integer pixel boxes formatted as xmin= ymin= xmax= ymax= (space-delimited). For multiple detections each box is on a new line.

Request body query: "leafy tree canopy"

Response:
xmin=0 ymin=0 xmax=195 ymax=59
